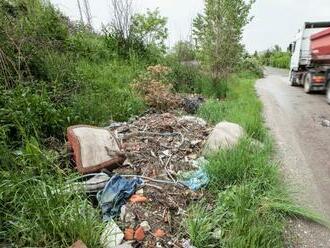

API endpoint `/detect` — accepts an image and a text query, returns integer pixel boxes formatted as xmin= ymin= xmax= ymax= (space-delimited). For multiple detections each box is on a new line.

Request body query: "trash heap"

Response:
xmin=67 ymin=111 xmax=212 ymax=248
xmin=112 ymin=112 xmax=211 ymax=247
xmin=66 ymin=64 xmax=247 ymax=248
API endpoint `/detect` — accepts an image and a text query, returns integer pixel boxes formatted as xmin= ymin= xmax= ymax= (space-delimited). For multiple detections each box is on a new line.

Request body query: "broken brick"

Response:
xmin=129 ymin=194 xmax=148 ymax=203
xmin=134 ymin=226 xmax=145 ymax=241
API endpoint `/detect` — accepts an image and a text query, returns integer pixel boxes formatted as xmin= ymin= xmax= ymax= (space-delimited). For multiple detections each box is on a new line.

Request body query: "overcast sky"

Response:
xmin=50 ymin=0 xmax=330 ymax=53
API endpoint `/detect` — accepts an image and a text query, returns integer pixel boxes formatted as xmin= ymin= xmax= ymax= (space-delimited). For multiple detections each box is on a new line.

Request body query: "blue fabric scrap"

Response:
xmin=97 ymin=174 xmax=143 ymax=221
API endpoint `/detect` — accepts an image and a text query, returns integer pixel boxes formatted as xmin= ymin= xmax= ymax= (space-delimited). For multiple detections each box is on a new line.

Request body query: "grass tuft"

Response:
xmin=185 ymin=72 xmax=329 ymax=248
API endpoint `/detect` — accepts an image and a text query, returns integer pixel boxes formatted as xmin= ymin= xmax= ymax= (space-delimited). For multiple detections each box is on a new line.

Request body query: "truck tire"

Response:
xmin=326 ymin=83 xmax=330 ymax=104
xmin=304 ymin=72 xmax=312 ymax=93
xmin=290 ymin=71 xmax=298 ymax=86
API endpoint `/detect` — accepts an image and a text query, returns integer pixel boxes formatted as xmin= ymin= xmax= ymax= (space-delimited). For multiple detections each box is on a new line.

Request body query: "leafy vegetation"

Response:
xmin=0 ymin=0 xmax=321 ymax=247
xmin=193 ymin=0 xmax=254 ymax=79
xmin=169 ymin=41 xmax=196 ymax=62
xmin=258 ymin=45 xmax=291 ymax=69
xmin=0 ymin=0 xmax=168 ymax=246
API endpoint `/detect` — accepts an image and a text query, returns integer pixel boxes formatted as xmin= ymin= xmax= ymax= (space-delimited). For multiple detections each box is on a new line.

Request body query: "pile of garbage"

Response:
xmin=67 ymin=111 xmax=213 ymax=248
xmin=63 ymin=63 xmax=249 ymax=247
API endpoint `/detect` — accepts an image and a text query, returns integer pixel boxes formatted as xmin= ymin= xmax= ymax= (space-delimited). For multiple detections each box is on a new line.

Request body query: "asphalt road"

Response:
xmin=256 ymin=67 xmax=330 ymax=247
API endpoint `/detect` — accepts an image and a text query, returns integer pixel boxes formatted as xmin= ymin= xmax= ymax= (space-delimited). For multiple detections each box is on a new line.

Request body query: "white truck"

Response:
xmin=289 ymin=22 xmax=330 ymax=103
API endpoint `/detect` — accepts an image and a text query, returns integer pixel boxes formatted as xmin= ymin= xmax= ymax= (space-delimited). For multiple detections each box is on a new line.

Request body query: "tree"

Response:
xmin=110 ymin=0 xmax=133 ymax=39
xmin=131 ymin=9 xmax=168 ymax=52
xmin=105 ymin=3 xmax=168 ymax=58
xmin=193 ymin=0 xmax=254 ymax=79
xmin=171 ymin=41 xmax=196 ymax=61
xmin=273 ymin=44 xmax=282 ymax=52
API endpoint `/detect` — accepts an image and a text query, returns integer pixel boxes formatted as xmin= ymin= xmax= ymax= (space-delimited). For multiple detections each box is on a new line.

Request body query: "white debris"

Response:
xmin=178 ymin=116 xmax=207 ymax=127
xmin=100 ymin=219 xmax=124 ymax=248
xmin=140 ymin=221 xmax=151 ymax=232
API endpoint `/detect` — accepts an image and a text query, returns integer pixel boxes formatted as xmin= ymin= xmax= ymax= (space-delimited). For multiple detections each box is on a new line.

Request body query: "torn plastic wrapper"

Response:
xmin=179 ymin=157 xmax=209 ymax=191
xmin=179 ymin=168 xmax=209 ymax=191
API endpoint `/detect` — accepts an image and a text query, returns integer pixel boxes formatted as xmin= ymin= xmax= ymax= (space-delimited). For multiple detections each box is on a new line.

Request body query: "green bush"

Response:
xmin=0 ymin=1 xmax=154 ymax=246
xmin=0 ymin=84 xmax=72 ymax=145
xmin=0 ymin=0 xmax=70 ymax=84
xmin=259 ymin=50 xmax=290 ymax=69
xmin=165 ymin=60 xmax=228 ymax=98
xmin=239 ymin=56 xmax=264 ymax=77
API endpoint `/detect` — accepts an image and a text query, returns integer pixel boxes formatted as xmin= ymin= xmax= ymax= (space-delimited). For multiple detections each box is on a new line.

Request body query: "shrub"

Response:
xmin=165 ymin=60 xmax=228 ymax=98
xmin=132 ymin=65 xmax=181 ymax=110
xmin=239 ymin=56 xmax=264 ymax=77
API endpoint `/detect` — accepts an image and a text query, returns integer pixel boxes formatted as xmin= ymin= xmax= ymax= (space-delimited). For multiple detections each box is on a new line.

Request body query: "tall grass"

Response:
xmin=198 ymin=72 xmax=266 ymax=141
xmin=0 ymin=138 xmax=104 ymax=247
xmin=0 ymin=1 xmax=147 ymax=246
xmin=185 ymin=72 xmax=327 ymax=247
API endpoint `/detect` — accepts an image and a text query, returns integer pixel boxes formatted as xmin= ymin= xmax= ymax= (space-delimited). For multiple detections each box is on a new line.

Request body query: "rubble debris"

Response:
xmin=67 ymin=125 xmax=125 ymax=174
xmin=182 ymin=239 xmax=196 ymax=248
xmin=140 ymin=221 xmax=151 ymax=232
xmin=129 ymin=194 xmax=148 ymax=203
xmin=105 ymin=112 xmax=210 ymax=247
xmin=64 ymin=108 xmax=217 ymax=247
xmin=182 ymin=95 xmax=204 ymax=114
xmin=115 ymin=242 xmax=133 ymax=248
xmin=134 ymin=226 xmax=145 ymax=241
xmin=121 ymin=207 xmax=136 ymax=227
xmin=135 ymin=188 xmax=144 ymax=195
xmin=124 ymin=228 xmax=134 ymax=240
xmin=178 ymin=115 xmax=207 ymax=127
xmin=100 ymin=220 xmax=124 ymax=248
xmin=154 ymin=228 xmax=166 ymax=238
xmin=203 ymin=121 xmax=244 ymax=155
xmin=69 ymin=240 xmax=88 ymax=248
xmin=97 ymin=174 xmax=143 ymax=220
xmin=120 ymin=205 xmax=127 ymax=221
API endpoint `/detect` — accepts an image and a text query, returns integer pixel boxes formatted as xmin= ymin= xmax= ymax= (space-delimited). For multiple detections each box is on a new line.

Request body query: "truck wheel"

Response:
xmin=304 ymin=73 xmax=312 ymax=93
xmin=326 ymin=84 xmax=330 ymax=104
xmin=290 ymin=72 xmax=297 ymax=86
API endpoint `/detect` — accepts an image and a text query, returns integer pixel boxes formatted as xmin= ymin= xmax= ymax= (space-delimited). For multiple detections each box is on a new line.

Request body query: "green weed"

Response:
xmin=186 ymin=72 xmax=328 ymax=248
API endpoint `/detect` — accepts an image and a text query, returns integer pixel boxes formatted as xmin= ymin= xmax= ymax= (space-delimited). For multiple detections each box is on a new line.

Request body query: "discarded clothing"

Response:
xmin=179 ymin=168 xmax=209 ymax=191
xmin=97 ymin=174 xmax=143 ymax=220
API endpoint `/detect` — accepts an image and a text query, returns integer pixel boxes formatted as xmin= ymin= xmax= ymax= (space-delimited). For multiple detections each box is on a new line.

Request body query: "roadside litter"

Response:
xmin=97 ymin=174 xmax=143 ymax=221
xmin=178 ymin=157 xmax=209 ymax=191
xmin=100 ymin=219 xmax=125 ymax=248
xmin=67 ymin=125 xmax=125 ymax=174
xmin=66 ymin=112 xmax=243 ymax=247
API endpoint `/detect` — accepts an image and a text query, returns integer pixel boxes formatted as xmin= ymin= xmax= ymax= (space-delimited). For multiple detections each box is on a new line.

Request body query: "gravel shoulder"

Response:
xmin=256 ymin=67 xmax=330 ymax=247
